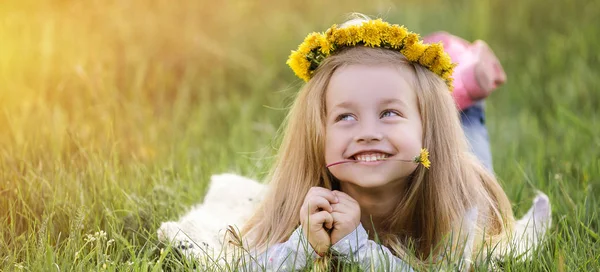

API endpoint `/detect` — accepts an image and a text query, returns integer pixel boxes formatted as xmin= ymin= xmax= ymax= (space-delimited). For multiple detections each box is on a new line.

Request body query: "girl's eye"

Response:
xmin=381 ymin=109 xmax=401 ymax=118
xmin=335 ymin=113 xmax=356 ymax=122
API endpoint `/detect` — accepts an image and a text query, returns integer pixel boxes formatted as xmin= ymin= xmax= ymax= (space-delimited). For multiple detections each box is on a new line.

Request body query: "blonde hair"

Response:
xmin=240 ymin=24 xmax=515 ymax=267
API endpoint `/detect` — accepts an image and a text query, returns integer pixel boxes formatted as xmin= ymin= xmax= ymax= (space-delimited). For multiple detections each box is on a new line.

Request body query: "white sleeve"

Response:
xmin=243 ymin=227 xmax=318 ymax=271
xmin=330 ymin=224 xmax=415 ymax=271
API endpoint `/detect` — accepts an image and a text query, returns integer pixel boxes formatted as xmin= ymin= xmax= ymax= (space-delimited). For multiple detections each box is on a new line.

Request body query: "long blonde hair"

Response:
xmin=241 ymin=43 xmax=514 ymax=265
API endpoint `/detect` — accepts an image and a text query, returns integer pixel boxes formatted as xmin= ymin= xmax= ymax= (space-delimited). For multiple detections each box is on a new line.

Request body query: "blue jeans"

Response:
xmin=460 ymin=101 xmax=493 ymax=172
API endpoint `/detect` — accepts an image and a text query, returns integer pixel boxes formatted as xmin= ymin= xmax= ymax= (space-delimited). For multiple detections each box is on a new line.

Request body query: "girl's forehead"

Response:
xmin=325 ymin=64 xmax=417 ymax=108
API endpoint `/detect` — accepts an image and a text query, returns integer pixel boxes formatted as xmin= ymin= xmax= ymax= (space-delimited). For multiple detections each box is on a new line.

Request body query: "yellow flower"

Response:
xmin=402 ymin=41 xmax=427 ymax=62
xmin=319 ymin=39 xmax=333 ymax=55
xmin=345 ymin=25 xmax=362 ymax=45
xmin=414 ymin=148 xmax=431 ymax=169
xmin=419 ymin=43 xmax=442 ymax=67
xmin=325 ymin=24 xmax=337 ymax=40
xmin=286 ymin=50 xmax=311 ymax=81
xmin=403 ymin=33 xmax=419 ymax=47
xmin=296 ymin=43 xmax=310 ymax=55
xmin=304 ymin=32 xmax=323 ymax=49
xmin=430 ymin=51 xmax=452 ymax=74
xmin=335 ymin=28 xmax=349 ymax=46
xmin=361 ymin=21 xmax=381 ymax=47
xmin=306 ymin=33 xmax=331 ymax=55
xmin=327 ymin=25 xmax=347 ymax=46
xmin=441 ymin=68 xmax=454 ymax=82
xmin=384 ymin=25 xmax=408 ymax=49
xmin=372 ymin=18 xmax=390 ymax=29
xmin=445 ymin=79 xmax=454 ymax=93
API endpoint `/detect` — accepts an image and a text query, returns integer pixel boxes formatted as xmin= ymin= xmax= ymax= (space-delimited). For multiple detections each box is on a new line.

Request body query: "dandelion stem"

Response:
xmin=325 ymin=158 xmax=415 ymax=168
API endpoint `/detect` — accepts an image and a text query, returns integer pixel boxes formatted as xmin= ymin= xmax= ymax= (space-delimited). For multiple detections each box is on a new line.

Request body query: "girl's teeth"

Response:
xmin=355 ymin=153 xmax=388 ymax=162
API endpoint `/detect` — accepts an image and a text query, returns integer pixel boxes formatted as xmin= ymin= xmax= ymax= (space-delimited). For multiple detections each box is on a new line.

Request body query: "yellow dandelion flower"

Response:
xmin=384 ymin=25 xmax=408 ymax=49
xmin=297 ymin=42 xmax=311 ymax=55
xmin=361 ymin=21 xmax=381 ymax=47
xmin=441 ymin=68 xmax=454 ymax=81
xmin=319 ymin=40 xmax=332 ymax=55
xmin=325 ymin=24 xmax=338 ymax=40
xmin=304 ymin=32 xmax=323 ymax=49
xmin=310 ymin=33 xmax=331 ymax=55
xmin=333 ymin=28 xmax=349 ymax=46
xmin=430 ymin=52 xmax=452 ymax=74
xmin=403 ymin=33 xmax=420 ymax=47
xmin=446 ymin=80 xmax=454 ymax=93
xmin=441 ymin=68 xmax=451 ymax=78
xmin=327 ymin=25 xmax=347 ymax=46
xmin=442 ymin=54 xmax=455 ymax=70
xmin=402 ymin=41 xmax=428 ymax=62
xmin=414 ymin=148 xmax=431 ymax=169
xmin=345 ymin=26 xmax=362 ymax=45
xmin=322 ymin=27 xmax=336 ymax=53
xmin=286 ymin=51 xmax=311 ymax=81
xmin=297 ymin=33 xmax=320 ymax=54
xmin=419 ymin=43 xmax=442 ymax=67
xmin=372 ymin=18 xmax=390 ymax=29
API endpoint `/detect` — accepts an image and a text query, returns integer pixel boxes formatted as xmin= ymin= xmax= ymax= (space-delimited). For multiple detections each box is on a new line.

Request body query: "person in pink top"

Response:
xmin=423 ymin=32 xmax=507 ymax=172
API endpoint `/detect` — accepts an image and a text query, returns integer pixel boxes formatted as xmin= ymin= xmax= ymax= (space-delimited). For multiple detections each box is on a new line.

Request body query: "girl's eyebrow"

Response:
xmin=331 ymin=98 xmax=407 ymax=112
xmin=380 ymin=98 xmax=407 ymax=107
xmin=331 ymin=101 xmax=356 ymax=110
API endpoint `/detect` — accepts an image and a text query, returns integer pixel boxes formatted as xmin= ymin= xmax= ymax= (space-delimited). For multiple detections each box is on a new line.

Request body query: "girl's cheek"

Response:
xmin=325 ymin=133 xmax=345 ymax=162
xmin=395 ymin=135 xmax=422 ymax=155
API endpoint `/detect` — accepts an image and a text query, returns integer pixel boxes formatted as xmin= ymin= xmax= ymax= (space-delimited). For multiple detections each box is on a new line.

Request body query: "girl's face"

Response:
xmin=325 ymin=64 xmax=423 ymax=188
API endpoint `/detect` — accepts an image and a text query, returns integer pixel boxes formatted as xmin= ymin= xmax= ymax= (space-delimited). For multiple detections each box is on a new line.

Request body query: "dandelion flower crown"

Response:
xmin=286 ymin=18 xmax=456 ymax=91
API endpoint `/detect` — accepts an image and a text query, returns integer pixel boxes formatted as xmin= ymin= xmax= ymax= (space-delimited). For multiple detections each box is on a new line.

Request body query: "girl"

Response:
xmin=238 ymin=17 xmax=516 ymax=271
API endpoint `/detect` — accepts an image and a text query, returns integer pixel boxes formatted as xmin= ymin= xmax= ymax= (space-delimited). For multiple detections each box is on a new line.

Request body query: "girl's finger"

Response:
xmin=307 ymin=187 xmax=339 ymax=203
xmin=331 ymin=211 xmax=360 ymax=229
xmin=332 ymin=201 xmax=361 ymax=216
xmin=306 ymin=196 xmax=333 ymax=213
xmin=331 ymin=202 xmax=352 ymax=213
xmin=333 ymin=190 xmax=358 ymax=204
xmin=311 ymin=211 xmax=334 ymax=230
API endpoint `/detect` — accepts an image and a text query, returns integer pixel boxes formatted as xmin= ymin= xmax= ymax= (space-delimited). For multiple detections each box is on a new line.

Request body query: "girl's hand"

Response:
xmin=330 ymin=191 xmax=361 ymax=245
xmin=299 ymin=187 xmax=338 ymax=255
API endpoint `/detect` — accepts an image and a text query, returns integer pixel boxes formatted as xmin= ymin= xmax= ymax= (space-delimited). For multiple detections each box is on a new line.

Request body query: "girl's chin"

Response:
xmin=336 ymin=175 xmax=398 ymax=188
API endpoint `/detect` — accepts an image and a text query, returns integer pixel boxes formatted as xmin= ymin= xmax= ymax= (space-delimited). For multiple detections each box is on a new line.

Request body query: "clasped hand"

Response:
xmin=299 ymin=187 xmax=361 ymax=255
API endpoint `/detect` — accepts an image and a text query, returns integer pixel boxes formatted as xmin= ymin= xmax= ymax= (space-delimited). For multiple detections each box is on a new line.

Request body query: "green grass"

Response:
xmin=1 ymin=0 xmax=598 ymax=270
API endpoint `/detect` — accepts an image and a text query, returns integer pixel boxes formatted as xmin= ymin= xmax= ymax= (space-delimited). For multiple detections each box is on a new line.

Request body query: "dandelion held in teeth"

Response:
xmin=326 ymin=148 xmax=431 ymax=169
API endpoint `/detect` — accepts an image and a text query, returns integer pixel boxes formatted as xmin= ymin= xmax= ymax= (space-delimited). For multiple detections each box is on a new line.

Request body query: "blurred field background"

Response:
xmin=1 ymin=0 xmax=599 ymax=270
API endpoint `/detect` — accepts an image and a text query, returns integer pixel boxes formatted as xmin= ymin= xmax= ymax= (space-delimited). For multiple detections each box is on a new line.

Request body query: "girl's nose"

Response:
xmin=354 ymin=122 xmax=383 ymax=143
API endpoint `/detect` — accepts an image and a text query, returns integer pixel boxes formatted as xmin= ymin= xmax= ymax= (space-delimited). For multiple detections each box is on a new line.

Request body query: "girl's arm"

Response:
xmin=330 ymin=223 xmax=415 ymax=272
xmin=243 ymin=226 xmax=318 ymax=271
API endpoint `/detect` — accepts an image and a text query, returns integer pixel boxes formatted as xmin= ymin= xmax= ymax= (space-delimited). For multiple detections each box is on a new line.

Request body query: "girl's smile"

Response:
xmin=350 ymin=150 xmax=392 ymax=161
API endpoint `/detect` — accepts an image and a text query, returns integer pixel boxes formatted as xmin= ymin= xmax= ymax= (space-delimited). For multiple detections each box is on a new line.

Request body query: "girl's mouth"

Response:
xmin=327 ymin=149 xmax=428 ymax=168
xmin=352 ymin=152 xmax=391 ymax=162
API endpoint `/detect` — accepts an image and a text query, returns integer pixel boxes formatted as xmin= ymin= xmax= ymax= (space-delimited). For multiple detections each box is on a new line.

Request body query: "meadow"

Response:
xmin=1 ymin=0 xmax=599 ymax=270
